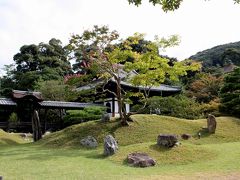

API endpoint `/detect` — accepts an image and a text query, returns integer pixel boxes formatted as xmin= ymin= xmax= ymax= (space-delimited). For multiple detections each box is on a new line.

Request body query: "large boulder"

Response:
xmin=103 ymin=135 xmax=118 ymax=156
xmin=157 ymin=134 xmax=178 ymax=148
xmin=80 ymin=136 xmax=98 ymax=148
xmin=101 ymin=113 xmax=110 ymax=122
xmin=207 ymin=114 xmax=217 ymax=133
xmin=127 ymin=152 xmax=156 ymax=168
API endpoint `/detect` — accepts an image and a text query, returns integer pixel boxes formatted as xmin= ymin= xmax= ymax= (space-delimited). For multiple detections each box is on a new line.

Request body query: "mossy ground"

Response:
xmin=0 ymin=129 xmax=27 ymax=145
xmin=39 ymin=115 xmax=240 ymax=147
xmin=0 ymin=115 xmax=240 ymax=179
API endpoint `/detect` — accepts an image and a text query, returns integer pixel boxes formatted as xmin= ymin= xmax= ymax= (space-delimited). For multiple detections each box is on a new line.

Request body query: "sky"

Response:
xmin=0 ymin=0 xmax=240 ymax=75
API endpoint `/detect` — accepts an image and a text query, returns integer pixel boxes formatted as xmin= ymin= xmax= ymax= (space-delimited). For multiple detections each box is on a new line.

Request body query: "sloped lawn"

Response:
xmin=0 ymin=115 xmax=240 ymax=180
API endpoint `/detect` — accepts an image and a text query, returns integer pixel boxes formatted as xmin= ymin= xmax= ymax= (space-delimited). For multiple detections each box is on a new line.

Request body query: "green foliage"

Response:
xmin=186 ymin=73 xmax=224 ymax=103
xmin=12 ymin=38 xmax=71 ymax=90
xmin=220 ymin=68 xmax=240 ymax=117
xmin=63 ymin=106 xmax=106 ymax=126
xmin=189 ymin=41 xmax=240 ymax=72
xmin=200 ymin=99 xmax=221 ymax=117
xmin=128 ymin=0 xmax=183 ymax=12
xmin=41 ymin=115 xmax=240 ymax=148
xmin=8 ymin=112 xmax=18 ymax=124
xmin=68 ymin=26 xmax=199 ymax=123
xmin=222 ymin=48 xmax=240 ymax=66
xmin=68 ymin=25 xmax=119 ymax=75
xmin=147 ymin=95 xmax=203 ymax=119
xmin=124 ymin=34 xmax=200 ymax=87
xmin=34 ymin=79 xmax=78 ymax=101
xmin=128 ymin=0 xmax=240 ymax=12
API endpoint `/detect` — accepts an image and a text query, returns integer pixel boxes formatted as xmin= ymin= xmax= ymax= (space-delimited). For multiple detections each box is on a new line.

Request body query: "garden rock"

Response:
xmin=101 ymin=113 xmax=110 ymax=122
xmin=80 ymin=136 xmax=98 ymax=148
xmin=103 ymin=135 xmax=118 ymax=156
xmin=127 ymin=152 xmax=156 ymax=168
xmin=181 ymin=133 xmax=191 ymax=140
xmin=207 ymin=114 xmax=217 ymax=133
xmin=157 ymin=134 xmax=178 ymax=148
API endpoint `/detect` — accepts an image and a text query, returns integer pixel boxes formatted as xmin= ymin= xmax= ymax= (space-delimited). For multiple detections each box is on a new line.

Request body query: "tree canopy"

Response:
xmin=68 ymin=26 xmax=199 ymax=125
xmin=128 ymin=0 xmax=240 ymax=12
xmin=186 ymin=73 xmax=223 ymax=103
xmin=220 ymin=68 xmax=240 ymax=117
xmin=12 ymin=38 xmax=71 ymax=90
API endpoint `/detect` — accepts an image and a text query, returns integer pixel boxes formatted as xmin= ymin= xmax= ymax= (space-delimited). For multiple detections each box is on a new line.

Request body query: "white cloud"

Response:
xmin=0 ymin=0 xmax=240 ymax=70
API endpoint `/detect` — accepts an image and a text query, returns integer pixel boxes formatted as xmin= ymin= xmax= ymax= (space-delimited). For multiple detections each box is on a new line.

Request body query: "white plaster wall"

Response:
xmin=114 ymin=101 xmax=119 ymax=113
xmin=126 ymin=104 xmax=130 ymax=113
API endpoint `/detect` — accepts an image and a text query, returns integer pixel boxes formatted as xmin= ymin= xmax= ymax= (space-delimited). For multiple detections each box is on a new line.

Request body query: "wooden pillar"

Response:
xmin=31 ymin=110 xmax=42 ymax=141
xmin=43 ymin=109 xmax=48 ymax=133
xmin=112 ymin=97 xmax=115 ymax=117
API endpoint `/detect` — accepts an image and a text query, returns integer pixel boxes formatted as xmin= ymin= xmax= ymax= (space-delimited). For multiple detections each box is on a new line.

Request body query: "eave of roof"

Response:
xmin=0 ymin=98 xmax=17 ymax=106
xmin=0 ymin=98 xmax=99 ymax=109
xmin=76 ymin=79 xmax=181 ymax=92
xmin=39 ymin=101 xmax=98 ymax=109
xmin=12 ymin=90 xmax=43 ymax=101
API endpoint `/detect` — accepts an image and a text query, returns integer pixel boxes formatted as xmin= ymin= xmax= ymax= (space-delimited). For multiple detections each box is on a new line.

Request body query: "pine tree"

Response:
xmin=220 ymin=68 xmax=240 ymax=117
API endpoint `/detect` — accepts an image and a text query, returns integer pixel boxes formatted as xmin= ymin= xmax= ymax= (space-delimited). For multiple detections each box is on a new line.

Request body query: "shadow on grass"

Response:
xmin=149 ymin=144 xmax=172 ymax=152
xmin=192 ymin=128 xmax=212 ymax=139
xmin=0 ymin=138 xmax=19 ymax=145
xmin=84 ymin=152 xmax=106 ymax=159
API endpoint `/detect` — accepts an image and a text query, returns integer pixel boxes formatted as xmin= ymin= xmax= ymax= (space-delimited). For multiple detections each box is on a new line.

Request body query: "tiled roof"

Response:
xmin=76 ymin=69 xmax=181 ymax=92
xmin=76 ymin=79 xmax=181 ymax=92
xmin=0 ymin=98 xmax=17 ymax=106
xmin=39 ymin=101 xmax=97 ymax=109
xmin=0 ymin=98 xmax=98 ymax=109
xmin=119 ymin=80 xmax=181 ymax=92
xmin=12 ymin=90 xmax=43 ymax=101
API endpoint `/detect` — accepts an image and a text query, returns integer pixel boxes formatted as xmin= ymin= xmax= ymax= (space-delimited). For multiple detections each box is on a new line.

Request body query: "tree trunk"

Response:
xmin=116 ymin=78 xmax=128 ymax=126
xmin=31 ymin=110 xmax=42 ymax=141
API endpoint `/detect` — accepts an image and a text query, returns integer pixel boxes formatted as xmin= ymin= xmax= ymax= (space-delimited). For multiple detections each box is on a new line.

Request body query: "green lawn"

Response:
xmin=0 ymin=115 xmax=240 ymax=180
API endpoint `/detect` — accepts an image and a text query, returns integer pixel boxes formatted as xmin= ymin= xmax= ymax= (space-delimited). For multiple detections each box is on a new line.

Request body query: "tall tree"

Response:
xmin=128 ymin=0 xmax=240 ymax=12
xmin=69 ymin=26 xmax=199 ymax=125
xmin=186 ymin=74 xmax=224 ymax=103
xmin=220 ymin=68 xmax=240 ymax=117
xmin=0 ymin=64 xmax=16 ymax=97
xmin=13 ymin=38 xmax=71 ymax=90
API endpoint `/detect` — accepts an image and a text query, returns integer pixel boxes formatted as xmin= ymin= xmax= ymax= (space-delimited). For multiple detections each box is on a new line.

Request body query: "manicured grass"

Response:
xmin=0 ymin=142 xmax=239 ymax=180
xmin=39 ymin=115 xmax=240 ymax=147
xmin=0 ymin=115 xmax=240 ymax=179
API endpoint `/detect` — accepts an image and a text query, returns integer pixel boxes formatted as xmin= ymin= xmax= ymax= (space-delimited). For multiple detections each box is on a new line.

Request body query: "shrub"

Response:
xmin=147 ymin=95 xmax=203 ymax=119
xmin=200 ymin=98 xmax=221 ymax=117
xmin=8 ymin=112 xmax=18 ymax=124
xmin=63 ymin=106 xmax=106 ymax=126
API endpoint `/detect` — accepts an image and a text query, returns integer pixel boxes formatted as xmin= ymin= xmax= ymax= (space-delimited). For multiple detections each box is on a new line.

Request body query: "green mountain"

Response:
xmin=189 ymin=41 xmax=240 ymax=70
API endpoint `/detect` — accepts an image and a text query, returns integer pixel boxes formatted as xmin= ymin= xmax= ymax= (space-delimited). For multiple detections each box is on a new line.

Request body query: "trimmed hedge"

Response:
xmin=63 ymin=106 xmax=106 ymax=126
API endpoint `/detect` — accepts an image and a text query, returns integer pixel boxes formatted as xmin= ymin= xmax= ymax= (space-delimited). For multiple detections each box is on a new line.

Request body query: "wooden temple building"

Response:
xmin=76 ymin=70 xmax=181 ymax=118
xmin=0 ymin=90 xmax=97 ymax=133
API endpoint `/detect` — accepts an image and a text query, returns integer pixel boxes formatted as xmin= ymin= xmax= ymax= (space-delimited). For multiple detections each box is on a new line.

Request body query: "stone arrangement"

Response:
xmin=103 ymin=135 xmax=118 ymax=156
xmin=80 ymin=136 xmax=98 ymax=148
xmin=127 ymin=152 xmax=156 ymax=168
xmin=207 ymin=114 xmax=217 ymax=133
xmin=157 ymin=134 xmax=179 ymax=148
xmin=181 ymin=133 xmax=191 ymax=140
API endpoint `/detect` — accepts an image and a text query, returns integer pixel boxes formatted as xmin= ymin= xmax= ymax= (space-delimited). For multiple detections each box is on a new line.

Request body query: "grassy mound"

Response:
xmin=39 ymin=115 xmax=240 ymax=148
xmin=0 ymin=129 xmax=26 ymax=145
xmin=109 ymin=142 xmax=216 ymax=166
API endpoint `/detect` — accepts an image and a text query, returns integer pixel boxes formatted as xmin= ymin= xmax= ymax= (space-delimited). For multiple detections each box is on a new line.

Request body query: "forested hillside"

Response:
xmin=189 ymin=41 xmax=240 ymax=70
